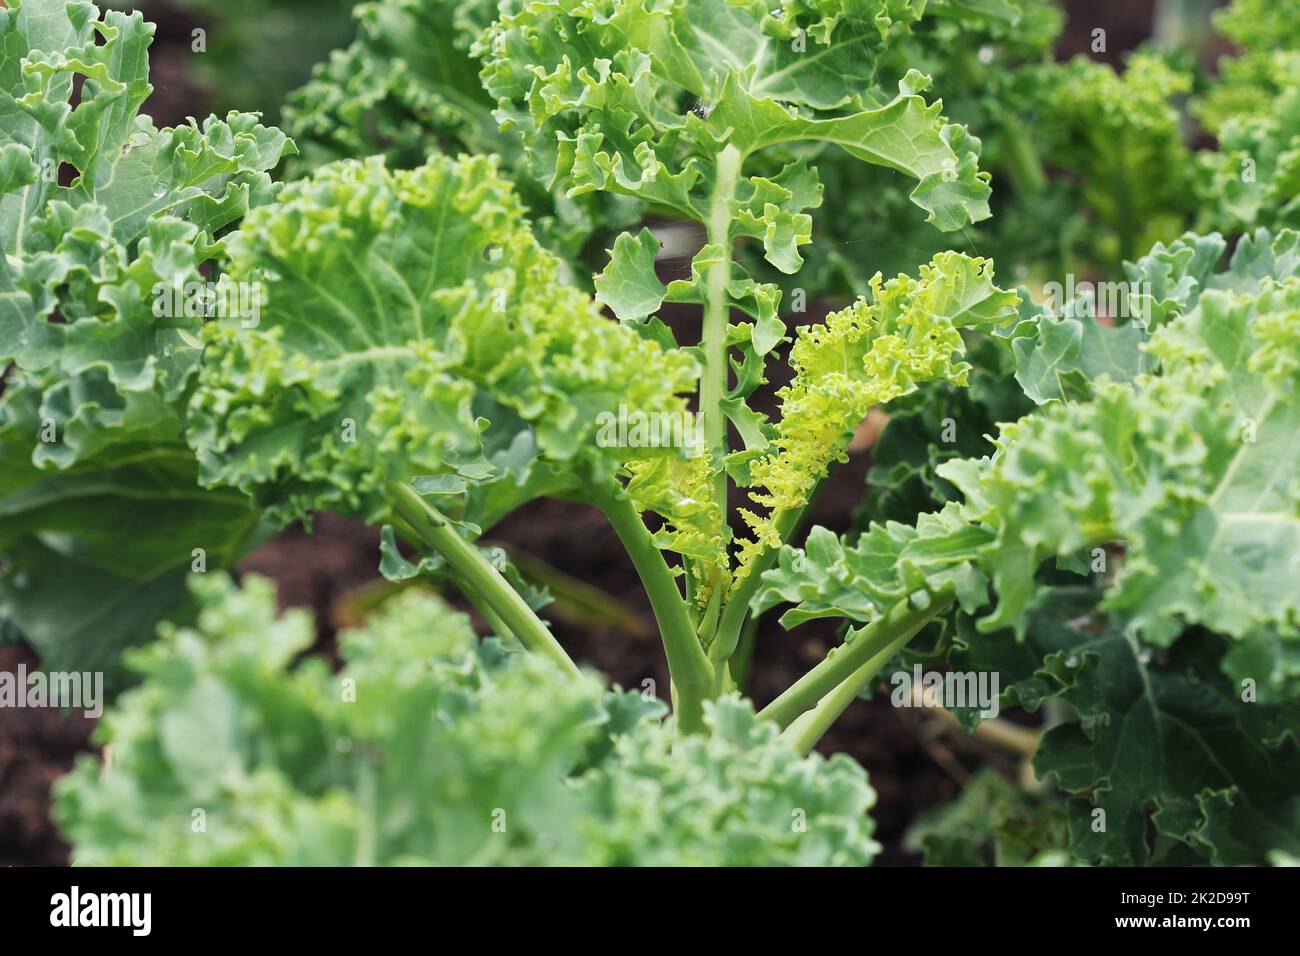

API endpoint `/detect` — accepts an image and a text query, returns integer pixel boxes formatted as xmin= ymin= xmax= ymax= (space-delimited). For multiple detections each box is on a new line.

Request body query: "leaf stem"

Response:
xmin=1112 ymin=130 xmax=1137 ymax=267
xmin=461 ymin=586 xmax=518 ymax=643
xmin=710 ymin=504 xmax=804 ymax=664
xmin=386 ymin=480 xmax=579 ymax=677
xmin=781 ymin=622 xmax=919 ymax=755
xmin=729 ymin=611 xmax=760 ymax=694
xmin=595 ymin=487 xmax=714 ymax=734
xmin=1000 ymin=113 xmax=1047 ymax=199
xmin=758 ymin=588 xmax=956 ymax=731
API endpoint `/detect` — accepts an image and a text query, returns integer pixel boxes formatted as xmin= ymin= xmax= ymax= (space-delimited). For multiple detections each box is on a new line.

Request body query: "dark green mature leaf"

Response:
xmin=0 ymin=0 xmax=291 ymax=677
xmin=905 ymin=768 xmax=1069 ymax=866
xmin=1041 ymin=619 xmax=1299 ymax=864
xmin=0 ymin=368 xmax=262 ymax=681
xmin=939 ymin=588 xmax=1300 ymax=866
xmin=481 ymin=0 xmax=990 ymax=243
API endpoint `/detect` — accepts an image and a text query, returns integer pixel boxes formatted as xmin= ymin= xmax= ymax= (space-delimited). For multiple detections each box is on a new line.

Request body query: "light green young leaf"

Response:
xmin=736 ymin=252 xmax=1019 ymax=576
xmin=1198 ymin=65 xmax=1300 ymax=236
xmin=753 ymin=503 xmax=992 ymax=627
xmin=594 ymin=227 xmax=668 ymax=321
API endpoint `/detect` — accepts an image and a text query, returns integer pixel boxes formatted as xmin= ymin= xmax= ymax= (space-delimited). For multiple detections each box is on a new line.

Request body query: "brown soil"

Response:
xmin=0 ymin=646 xmax=97 ymax=867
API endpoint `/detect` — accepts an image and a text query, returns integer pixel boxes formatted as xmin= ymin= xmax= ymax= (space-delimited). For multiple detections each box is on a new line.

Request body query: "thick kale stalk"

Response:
xmin=387 ymin=481 xmax=580 ymax=676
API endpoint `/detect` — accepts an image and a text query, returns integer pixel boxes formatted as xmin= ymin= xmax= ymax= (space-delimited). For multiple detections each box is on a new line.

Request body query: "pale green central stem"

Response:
xmin=701 ymin=145 xmax=743 ymax=555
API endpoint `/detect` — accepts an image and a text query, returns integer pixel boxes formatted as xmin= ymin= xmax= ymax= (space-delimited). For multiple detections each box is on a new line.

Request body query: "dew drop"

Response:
xmin=1065 ymin=655 xmax=1079 ymax=668
xmin=153 ymin=183 xmax=166 ymax=198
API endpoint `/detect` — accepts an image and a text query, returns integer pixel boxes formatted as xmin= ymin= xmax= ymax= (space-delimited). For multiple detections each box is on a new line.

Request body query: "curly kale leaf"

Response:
xmin=1005 ymin=228 xmax=1300 ymax=405
xmin=857 ymin=334 xmax=1033 ymax=524
xmin=1198 ymin=58 xmax=1300 ymax=237
xmin=187 ymin=153 xmax=709 ymax=555
xmin=480 ymin=0 xmax=991 ymax=239
xmin=940 ymin=587 xmax=1300 ymax=866
xmin=0 ymin=0 xmax=289 ymax=678
xmin=736 ymin=252 xmax=1020 ymax=577
xmin=905 ymin=767 xmax=1069 ymax=867
xmin=284 ymin=0 xmax=636 ymax=273
xmin=757 ymin=233 xmax=1300 ymax=864
xmin=55 ymin=574 xmax=882 ymax=866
